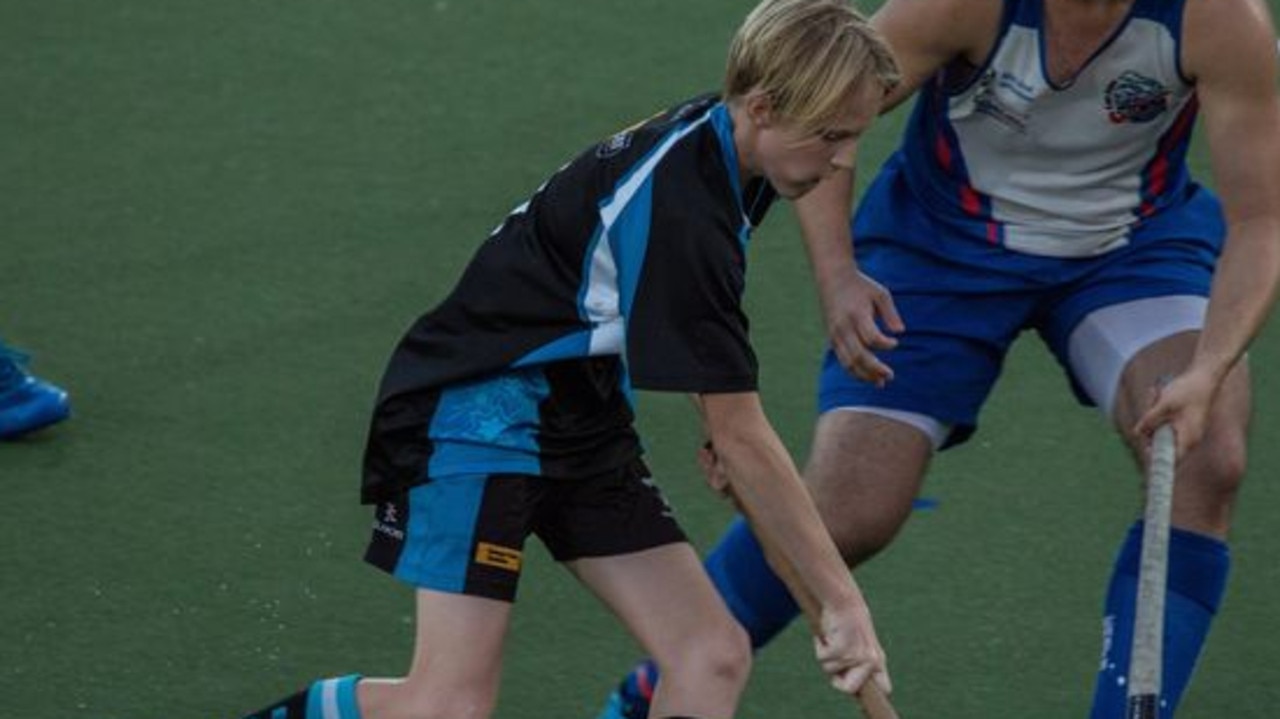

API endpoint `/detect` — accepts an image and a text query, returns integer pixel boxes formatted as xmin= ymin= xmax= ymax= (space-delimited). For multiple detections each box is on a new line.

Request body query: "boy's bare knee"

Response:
xmin=659 ymin=619 xmax=751 ymax=690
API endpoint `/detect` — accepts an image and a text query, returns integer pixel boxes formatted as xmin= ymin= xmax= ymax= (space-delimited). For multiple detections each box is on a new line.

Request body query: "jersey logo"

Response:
xmin=597 ymin=131 xmax=634 ymax=158
xmin=972 ymin=70 xmax=1030 ymax=134
xmin=1104 ymin=71 xmax=1170 ymax=124
xmin=475 ymin=542 xmax=523 ymax=572
xmin=372 ymin=502 xmax=405 ymax=541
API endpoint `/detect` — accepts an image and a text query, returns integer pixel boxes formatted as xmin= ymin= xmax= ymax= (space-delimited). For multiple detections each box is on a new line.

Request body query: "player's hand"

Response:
xmin=821 ymin=270 xmax=904 ymax=387
xmin=1133 ymin=368 xmax=1218 ymax=459
xmin=697 ymin=440 xmax=730 ymax=497
xmin=813 ymin=602 xmax=892 ymax=697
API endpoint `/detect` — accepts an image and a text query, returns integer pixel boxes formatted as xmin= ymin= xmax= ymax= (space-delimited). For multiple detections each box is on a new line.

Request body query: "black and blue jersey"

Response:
xmin=362 ymin=94 xmax=778 ymax=503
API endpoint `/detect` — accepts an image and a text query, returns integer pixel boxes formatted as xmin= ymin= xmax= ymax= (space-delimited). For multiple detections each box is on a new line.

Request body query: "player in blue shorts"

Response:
xmin=0 ymin=336 xmax=70 ymax=439
xmin=239 ymin=2 xmax=900 ymax=719
xmin=597 ymin=0 xmax=1280 ymax=717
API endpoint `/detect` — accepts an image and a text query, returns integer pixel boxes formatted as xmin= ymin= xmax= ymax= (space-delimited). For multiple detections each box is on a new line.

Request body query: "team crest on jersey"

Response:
xmin=597 ymin=131 xmax=633 ymax=158
xmin=1104 ymin=71 xmax=1170 ymax=124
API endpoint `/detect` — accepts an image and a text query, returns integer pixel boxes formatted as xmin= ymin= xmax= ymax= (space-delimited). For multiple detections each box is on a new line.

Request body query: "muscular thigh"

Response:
xmin=804 ymin=410 xmax=934 ymax=563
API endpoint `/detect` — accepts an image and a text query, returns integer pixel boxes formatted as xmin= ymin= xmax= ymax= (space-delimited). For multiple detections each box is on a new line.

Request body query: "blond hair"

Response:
xmin=724 ymin=0 xmax=900 ymax=132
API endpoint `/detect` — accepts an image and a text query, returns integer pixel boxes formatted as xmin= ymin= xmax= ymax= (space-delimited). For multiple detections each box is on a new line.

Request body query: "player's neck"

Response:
xmin=726 ymin=99 xmax=762 ymax=186
xmin=1042 ymin=0 xmax=1134 ymax=84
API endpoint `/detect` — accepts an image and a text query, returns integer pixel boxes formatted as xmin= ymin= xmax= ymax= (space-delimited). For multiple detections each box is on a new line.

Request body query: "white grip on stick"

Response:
xmin=1127 ymin=424 xmax=1177 ymax=717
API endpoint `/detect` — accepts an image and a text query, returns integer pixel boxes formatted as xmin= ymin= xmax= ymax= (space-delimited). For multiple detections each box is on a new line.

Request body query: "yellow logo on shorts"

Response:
xmin=475 ymin=542 xmax=523 ymax=572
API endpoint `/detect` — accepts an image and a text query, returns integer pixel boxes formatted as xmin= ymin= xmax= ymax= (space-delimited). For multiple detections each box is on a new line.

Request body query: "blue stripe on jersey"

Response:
xmin=709 ymin=103 xmax=755 ymax=252
xmin=709 ymin=103 xmax=746 ymax=237
xmin=1136 ymin=98 xmax=1197 ymax=220
xmin=513 ymin=103 xmax=728 ymax=370
xmin=585 ymin=106 xmax=717 ymax=331
xmin=902 ymin=90 xmax=1001 ymax=245
xmin=425 ymin=368 xmax=549 ymax=477
xmin=609 ymin=179 xmax=655 ymax=318
xmin=1130 ymin=0 xmax=1191 ymax=82
xmin=513 ymin=329 xmax=592 ymax=368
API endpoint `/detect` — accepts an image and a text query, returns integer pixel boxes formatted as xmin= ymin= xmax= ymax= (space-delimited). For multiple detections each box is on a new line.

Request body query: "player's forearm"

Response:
xmin=1196 ymin=218 xmax=1280 ymax=381
xmin=712 ymin=426 xmax=861 ymax=611
xmin=795 ymin=168 xmax=860 ymax=299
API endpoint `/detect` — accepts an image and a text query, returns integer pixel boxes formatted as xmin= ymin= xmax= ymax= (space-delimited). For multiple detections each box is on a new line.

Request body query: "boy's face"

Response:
xmin=745 ymin=81 xmax=881 ymax=199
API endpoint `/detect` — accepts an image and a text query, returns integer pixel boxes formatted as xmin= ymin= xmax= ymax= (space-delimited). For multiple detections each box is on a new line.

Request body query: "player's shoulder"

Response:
xmin=1180 ymin=0 xmax=1278 ymax=82
xmin=872 ymin=0 xmax=1004 ymax=74
xmin=593 ymin=94 xmax=719 ymax=161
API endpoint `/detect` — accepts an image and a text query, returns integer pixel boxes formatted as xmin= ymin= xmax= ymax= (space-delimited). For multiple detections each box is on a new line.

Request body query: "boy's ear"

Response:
xmin=743 ymin=90 xmax=775 ymax=128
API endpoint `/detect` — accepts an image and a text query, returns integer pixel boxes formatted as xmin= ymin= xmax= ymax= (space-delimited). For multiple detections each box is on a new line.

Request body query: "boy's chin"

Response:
xmin=780 ymin=179 xmax=820 ymax=200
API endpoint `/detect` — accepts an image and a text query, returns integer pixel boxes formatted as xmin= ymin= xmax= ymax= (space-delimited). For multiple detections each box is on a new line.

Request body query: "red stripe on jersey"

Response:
xmin=1147 ymin=156 xmax=1169 ymax=200
xmin=1142 ymin=96 xmax=1199 ymax=215
xmin=960 ymin=184 xmax=982 ymax=216
xmin=934 ymin=133 xmax=953 ymax=172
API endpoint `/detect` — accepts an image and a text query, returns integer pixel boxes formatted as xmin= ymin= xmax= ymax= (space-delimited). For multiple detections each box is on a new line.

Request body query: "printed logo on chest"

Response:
xmin=1104 ymin=71 xmax=1171 ymax=123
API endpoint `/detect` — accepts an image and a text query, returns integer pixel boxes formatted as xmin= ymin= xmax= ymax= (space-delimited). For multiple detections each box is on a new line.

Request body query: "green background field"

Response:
xmin=2 ymin=1 xmax=1277 ymax=716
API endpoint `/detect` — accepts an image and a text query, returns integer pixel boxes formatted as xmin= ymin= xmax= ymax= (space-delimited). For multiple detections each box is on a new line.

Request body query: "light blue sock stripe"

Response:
xmin=335 ymin=675 xmax=362 ymax=719
xmin=303 ymin=676 xmax=362 ymax=719
xmin=306 ymin=681 xmax=326 ymax=719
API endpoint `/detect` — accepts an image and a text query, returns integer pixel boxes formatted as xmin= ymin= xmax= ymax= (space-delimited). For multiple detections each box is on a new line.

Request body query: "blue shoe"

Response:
xmin=595 ymin=661 xmax=656 ymax=719
xmin=0 ymin=348 xmax=70 ymax=439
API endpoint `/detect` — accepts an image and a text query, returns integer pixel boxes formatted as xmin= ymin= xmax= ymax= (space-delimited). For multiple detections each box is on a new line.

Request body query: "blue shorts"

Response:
xmin=818 ymin=229 xmax=1220 ymax=447
xmin=363 ymin=458 xmax=686 ymax=601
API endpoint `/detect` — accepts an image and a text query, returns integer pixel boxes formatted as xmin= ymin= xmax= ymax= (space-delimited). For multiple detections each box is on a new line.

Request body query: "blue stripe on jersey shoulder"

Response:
xmin=709 ymin=103 xmax=753 ymax=252
xmin=709 ymin=103 xmax=745 ymax=224
xmin=1131 ymin=0 xmax=1187 ymax=80
xmin=609 ymin=179 xmax=654 ymax=317
xmin=583 ymin=104 xmax=719 ymax=328
xmin=1011 ymin=0 xmax=1178 ymax=33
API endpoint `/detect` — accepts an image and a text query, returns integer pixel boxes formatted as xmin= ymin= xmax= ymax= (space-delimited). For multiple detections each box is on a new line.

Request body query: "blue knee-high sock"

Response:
xmin=243 ymin=675 xmax=362 ymax=719
xmin=1090 ymin=522 xmax=1230 ymax=718
xmin=704 ymin=515 xmax=803 ymax=649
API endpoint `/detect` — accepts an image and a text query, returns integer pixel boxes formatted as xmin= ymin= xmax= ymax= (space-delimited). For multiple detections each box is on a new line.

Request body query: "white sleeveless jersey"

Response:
xmin=890 ymin=0 xmax=1206 ymax=257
